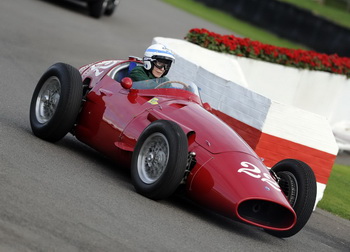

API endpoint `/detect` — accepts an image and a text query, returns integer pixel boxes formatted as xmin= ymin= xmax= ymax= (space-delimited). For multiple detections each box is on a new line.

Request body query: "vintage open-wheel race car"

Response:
xmin=29 ymin=58 xmax=317 ymax=238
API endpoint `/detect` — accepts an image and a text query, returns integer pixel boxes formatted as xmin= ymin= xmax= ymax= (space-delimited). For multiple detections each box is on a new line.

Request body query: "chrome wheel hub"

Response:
xmin=35 ymin=76 xmax=61 ymax=124
xmin=138 ymin=133 xmax=169 ymax=184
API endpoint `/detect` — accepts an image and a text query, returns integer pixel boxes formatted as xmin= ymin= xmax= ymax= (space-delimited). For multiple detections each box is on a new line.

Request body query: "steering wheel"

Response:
xmin=154 ymin=81 xmax=190 ymax=89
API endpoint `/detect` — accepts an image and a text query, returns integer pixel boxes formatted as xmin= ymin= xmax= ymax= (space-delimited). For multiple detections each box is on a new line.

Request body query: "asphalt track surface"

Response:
xmin=0 ymin=0 xmax=349 ymax=251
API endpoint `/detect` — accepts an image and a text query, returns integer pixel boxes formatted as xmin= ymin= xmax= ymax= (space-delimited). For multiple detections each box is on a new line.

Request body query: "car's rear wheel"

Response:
xmin=131 ymin=120 xmax=188 ymax=200
xmin=265 ymin=159 xmax=317 ymax=238
xmin=29 ymin=63 xmax=83 ymax=142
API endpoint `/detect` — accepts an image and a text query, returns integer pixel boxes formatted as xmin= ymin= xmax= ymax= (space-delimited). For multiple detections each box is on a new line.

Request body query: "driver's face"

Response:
xmin=152 ymin=65 xmax=165 ymax=78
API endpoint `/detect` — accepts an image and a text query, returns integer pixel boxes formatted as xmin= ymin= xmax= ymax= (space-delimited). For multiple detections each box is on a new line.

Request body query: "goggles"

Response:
xmin=153 ymin=60 xmax=171 ymax=71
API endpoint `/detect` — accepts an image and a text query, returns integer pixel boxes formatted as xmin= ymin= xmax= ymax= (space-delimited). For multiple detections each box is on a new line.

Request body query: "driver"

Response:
xmin=128 ymin=43 xmax=175 ymax=82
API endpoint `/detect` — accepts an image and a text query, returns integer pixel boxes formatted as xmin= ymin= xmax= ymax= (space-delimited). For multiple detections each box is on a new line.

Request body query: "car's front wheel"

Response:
xmin=131 ymin=120 xmax=188 ymax=200
xmin=265 ymin=159 xmax=317 ymax=238
xmin=29 ymin=63 xmax=83 ymax=142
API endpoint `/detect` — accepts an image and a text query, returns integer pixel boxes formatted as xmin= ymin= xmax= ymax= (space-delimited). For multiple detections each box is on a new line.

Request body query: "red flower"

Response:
xmin=185 ymin=28 xmax=350 ymax=77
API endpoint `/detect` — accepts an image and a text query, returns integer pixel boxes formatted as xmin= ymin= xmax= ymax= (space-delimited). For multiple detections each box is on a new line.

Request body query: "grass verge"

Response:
xmin=279 ymin=0 xmax=350 ymax=29
xmin=317 ymin=164 xmax=350 ymax=220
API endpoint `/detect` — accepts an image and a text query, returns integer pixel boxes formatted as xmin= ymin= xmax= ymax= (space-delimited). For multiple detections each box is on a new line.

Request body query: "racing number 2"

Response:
xmin=238 ymin=161 xmax=281 ymax=191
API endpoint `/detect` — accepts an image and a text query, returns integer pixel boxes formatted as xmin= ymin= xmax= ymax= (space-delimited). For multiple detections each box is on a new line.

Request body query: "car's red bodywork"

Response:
xmin=74 ymin=59 xmax=297 ymax=231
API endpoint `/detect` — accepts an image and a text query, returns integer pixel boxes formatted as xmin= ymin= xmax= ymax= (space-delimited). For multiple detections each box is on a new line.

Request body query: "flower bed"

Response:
xmin=185 ymin=28 xmax=350 ymax=77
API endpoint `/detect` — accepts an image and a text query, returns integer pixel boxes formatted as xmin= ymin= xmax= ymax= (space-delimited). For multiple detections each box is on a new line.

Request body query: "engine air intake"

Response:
xmin=237 ymin=199 xmax=295 ymax=229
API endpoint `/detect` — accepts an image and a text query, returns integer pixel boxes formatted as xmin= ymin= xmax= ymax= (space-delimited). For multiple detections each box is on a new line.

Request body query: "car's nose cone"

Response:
xmin=186 ymin=150 xmax=296 ymax=230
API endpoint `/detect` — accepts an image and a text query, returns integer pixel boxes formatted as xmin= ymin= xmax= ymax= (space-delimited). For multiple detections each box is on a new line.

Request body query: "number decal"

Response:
xmin=90 ymin=61 xmax=118 ymax=77
xmin=238 ymin=162 xmax=261 ymax=178
xmin=238 ymin=161 xmax=281 ymax=191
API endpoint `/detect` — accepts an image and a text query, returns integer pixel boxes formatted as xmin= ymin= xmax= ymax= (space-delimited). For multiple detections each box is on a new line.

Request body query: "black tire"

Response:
xmin=265 ymin=159 xmax=317 ymax=238
xmin=131 ymin=120 xmax=188 ymax=200
xmin=88 ymin=0 xmax=108 ymax=18
xmin=104 ymin=0 xmax=118 ymax=16
xmin=29 ymin=63 xmax=83 ymax=142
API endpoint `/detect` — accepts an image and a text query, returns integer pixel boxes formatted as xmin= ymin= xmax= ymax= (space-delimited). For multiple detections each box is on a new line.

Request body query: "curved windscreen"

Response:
xmin=132 ymin=78 xmax=200 ymax=96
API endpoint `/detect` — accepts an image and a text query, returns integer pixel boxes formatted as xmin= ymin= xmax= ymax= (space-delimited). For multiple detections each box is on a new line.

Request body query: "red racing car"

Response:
xmin=29 ymin=58 xmax=317 ymax=238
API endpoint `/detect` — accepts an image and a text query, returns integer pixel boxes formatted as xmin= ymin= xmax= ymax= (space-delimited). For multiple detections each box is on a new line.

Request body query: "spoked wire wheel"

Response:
xmin=137 ymin=132 xmax=169 ymax=184
xmin=30 ymin=63 xmax=83 ymax=142
xmin=131 ymin=120 xmax=188 ymax=200
xmin=277 ymin=171 xmax=298 ymax=207
xmin=35 ymin=76 xmax=61 ymax=124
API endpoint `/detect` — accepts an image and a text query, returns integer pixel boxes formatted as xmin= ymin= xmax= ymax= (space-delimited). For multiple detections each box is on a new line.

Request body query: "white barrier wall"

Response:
xmin=154 ymin=37 xmax=350 ymax=126
xmin=153 ymin=37 xmax=339 ymax=205
xmin=234 ymin=56 xmax=349 ymax=125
